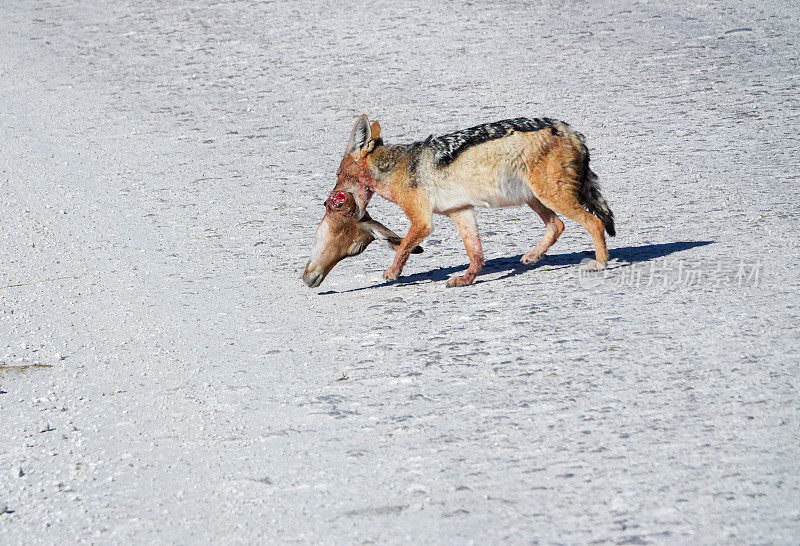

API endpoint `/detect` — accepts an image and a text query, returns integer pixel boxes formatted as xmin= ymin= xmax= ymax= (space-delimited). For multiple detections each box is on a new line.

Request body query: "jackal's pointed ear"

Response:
xmin=369 ymin=121 xmax=382 ymax=141
xmin=346 ymin=114 xmax=376 ymax=158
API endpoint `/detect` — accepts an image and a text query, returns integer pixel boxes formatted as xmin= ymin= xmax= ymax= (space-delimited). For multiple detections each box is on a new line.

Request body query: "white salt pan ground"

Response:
xmin=1 ymin=0 xmax=798 ymax=543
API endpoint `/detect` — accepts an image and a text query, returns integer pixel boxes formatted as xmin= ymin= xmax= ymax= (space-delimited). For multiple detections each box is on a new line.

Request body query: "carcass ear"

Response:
xmin=347 ymin=231 xmax=375 ymax=256
xmin=362 ymin=218 xmax=423 ymax=254
xmin=346 ymin=114 xmax=376 ymax=158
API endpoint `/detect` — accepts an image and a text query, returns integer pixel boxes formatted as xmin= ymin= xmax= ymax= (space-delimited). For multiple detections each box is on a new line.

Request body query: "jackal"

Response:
xmin=302 ymin=115 xmax=615 ymax=288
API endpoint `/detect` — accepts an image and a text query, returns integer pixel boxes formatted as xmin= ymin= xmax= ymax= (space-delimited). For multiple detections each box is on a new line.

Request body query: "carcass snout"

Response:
xmin=302 ymin=266 xmax=324 ymax=288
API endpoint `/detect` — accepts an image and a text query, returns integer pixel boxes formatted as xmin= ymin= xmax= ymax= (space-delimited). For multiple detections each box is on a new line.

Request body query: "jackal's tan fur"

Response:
xmin=303 ymin=115 xmax=615 ymax=288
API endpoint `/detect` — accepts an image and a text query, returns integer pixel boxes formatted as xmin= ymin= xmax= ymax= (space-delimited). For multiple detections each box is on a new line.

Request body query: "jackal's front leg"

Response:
xmin=446 ymin=207 xmax=484 ymax=287
xmin=383 ymin=219 xmax=432 ymax=281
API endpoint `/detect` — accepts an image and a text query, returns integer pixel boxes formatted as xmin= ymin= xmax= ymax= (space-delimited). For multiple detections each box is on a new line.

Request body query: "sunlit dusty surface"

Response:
xmin=0 ymin=1 xmax=798 ymax=542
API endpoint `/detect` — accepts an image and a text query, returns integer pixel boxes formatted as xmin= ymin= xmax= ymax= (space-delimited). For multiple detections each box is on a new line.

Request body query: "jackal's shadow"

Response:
xmin=323 ymin=240 xmax=714 ymax=293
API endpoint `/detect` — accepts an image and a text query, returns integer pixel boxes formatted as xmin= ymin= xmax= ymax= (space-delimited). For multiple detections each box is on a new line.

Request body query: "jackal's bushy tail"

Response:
xmin=573 ymin=134 xmax=615 ymax=237
xmin=580 ymin=166 xmax=615 ymax=236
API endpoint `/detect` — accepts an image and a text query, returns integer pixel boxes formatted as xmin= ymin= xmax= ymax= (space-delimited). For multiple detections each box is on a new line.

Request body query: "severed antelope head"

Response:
xmin=302 ymin=190 xmax=422 ymax=288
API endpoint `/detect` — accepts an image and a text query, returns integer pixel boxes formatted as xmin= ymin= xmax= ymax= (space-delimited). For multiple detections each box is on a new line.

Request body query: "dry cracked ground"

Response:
xmin=1 ymin=0 xmax=799 ymax=544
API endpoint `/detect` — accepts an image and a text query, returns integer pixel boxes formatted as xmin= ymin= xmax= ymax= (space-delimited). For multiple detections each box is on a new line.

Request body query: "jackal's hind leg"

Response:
xmin=445 ymin=208 xmax=484 ymax=287
xmin=534 ymin=191 xmax=609 ymax=269
xmin=521 ymin=198 xmax=564 ymax=265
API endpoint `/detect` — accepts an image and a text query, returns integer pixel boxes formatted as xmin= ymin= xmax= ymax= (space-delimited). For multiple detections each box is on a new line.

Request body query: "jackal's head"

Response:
xmin=302 ymin=190 xmax=421 ymax=288
xmin=336 ymin=114 xmax=383 ymax=196
xmin=302 ymin=116 xmax=420 ymax=288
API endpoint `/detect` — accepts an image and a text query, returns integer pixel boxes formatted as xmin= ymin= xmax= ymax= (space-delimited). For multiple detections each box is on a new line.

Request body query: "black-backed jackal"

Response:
xmin=303 ymin=115 xmax=615 ymax=288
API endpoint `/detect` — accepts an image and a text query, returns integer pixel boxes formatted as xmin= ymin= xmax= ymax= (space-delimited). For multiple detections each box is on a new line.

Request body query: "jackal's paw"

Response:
xmin=446 ymin=275 xmax=475 ymax=288
xmin=580 ymin=258 xmax=607 ymax=271
xmin=383 ymin=267 xmax=401 ymax=281
xmin=521 ymin=252 xmax=544 ymax=265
